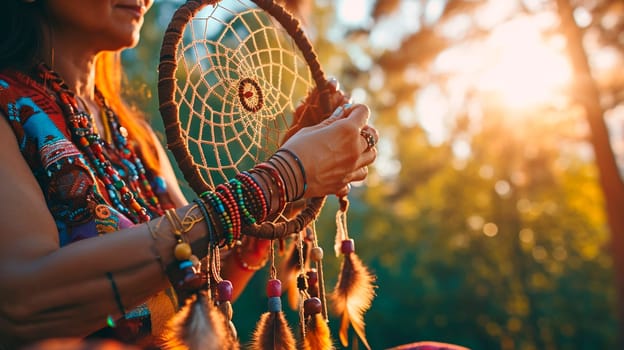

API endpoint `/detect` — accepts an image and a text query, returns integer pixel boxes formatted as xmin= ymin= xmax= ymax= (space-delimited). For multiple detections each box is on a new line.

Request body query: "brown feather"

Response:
xmin=303 ymin=313 xmax=334 ymax=350
xmin=330 ymin=253 xmax=376 ymax=350
xmin=158 ymin=291 xmax=235 ymax=350
xmin=250 ymin=312 xmax=297 ymax=350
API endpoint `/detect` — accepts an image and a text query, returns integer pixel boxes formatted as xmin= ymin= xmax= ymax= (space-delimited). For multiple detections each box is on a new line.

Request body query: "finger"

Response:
xmin=327 ymin=76 xmax=340 ymax=92
xmin=342 ymin=104 xmax=370 ymax=126
xmin=320 ymin=103 xmax=352 ymax=126
xmin=345 ymin=166 xmax=369 ymax=183
xmin=335 ymin=183 xmax=351 ymax=198
xmin=354 ymin=146 xmax=377 ymax=169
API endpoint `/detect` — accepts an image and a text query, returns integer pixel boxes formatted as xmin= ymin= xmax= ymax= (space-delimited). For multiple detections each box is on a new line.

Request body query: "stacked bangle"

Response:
xmin=276 ymin=148 xmax=307 ymax=199
xmin=254 ymin=162 xmax=287 ymax=214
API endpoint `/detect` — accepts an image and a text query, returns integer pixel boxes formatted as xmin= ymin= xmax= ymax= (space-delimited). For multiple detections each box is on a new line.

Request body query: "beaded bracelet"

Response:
xmin=202 ymin=191 xmax=235 ymax=248
xmin=233 ymin=243 xmax=268 ymax=272
xmin=193 ymin=198 xmax=216 ymax=243
xmin=237 ymin=172 xmax=268 ymax=221
xmin=228 ymin=179 xmax=256 ymax=225
xmin=217 ymin=186 xmax=242 ymax=245
xmin=245 ymin=170 xmax=274 ymax=218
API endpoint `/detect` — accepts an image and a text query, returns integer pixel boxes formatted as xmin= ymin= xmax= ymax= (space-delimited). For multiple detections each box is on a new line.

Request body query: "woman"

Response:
xmin=0 ymin=0 xmax=378 ymax=348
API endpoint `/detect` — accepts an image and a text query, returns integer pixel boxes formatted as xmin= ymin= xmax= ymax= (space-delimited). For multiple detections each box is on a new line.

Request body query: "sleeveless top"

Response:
xmin=0 ymin=69 xmax=177 ymax=346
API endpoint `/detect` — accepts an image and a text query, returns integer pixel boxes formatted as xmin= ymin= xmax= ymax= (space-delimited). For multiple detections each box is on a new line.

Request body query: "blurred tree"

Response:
xmin=554 ymin=0 xmax=624 ymax=344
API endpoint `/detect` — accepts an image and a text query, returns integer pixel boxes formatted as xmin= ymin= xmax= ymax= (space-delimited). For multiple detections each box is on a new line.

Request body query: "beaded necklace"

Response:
xmin=37 ymin=63 xmax=163 ymax=223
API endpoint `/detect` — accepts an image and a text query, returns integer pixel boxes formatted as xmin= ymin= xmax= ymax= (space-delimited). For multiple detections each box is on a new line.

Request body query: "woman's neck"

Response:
xmin=40 ymin=31 xmax=98 ymax=100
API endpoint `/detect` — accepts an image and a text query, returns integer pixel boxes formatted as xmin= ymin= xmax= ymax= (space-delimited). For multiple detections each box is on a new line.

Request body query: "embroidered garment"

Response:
xmin=0 ymin=68 xmax=177 ymax=345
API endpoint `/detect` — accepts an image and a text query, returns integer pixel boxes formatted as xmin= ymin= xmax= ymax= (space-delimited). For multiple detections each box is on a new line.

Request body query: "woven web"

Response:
xmin=175 ymin=0 xmax=315 ymax=189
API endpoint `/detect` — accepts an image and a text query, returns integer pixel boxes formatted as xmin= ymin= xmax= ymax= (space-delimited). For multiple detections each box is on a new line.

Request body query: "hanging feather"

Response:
xmin=302 ymin=297 xmax=334 ymax=350
xmin=330 ymin=198 xmax=376 ymax=350
xmin=158 ymin=291 xmax=233 ymax=350
xmin=250 ymin=279 xmax=297 ymax=350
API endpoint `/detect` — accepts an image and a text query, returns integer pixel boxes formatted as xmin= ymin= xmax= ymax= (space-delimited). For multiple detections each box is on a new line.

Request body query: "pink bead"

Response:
xmin=266 ymin=279 xmax=282 ymax=297
xmin=303 ymin=297 xmax=322 ymax=316
xmin=217 ymin=280 xmax=234 ymax=302
xmin=341 ymin=239 xmax=355 ymax=254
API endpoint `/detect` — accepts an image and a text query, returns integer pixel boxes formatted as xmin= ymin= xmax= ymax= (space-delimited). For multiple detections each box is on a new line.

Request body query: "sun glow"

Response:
xmin=476 ymin=16 xmax=573 ymax=108
xmin=433 ymin=14 xmax=573 ymax=115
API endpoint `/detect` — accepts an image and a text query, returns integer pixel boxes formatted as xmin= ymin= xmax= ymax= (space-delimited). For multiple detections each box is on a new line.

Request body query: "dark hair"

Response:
xmin=0 ymin=1 xmax=46 ymax=70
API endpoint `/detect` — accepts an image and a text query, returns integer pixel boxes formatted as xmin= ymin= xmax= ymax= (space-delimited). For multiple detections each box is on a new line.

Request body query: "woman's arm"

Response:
xmin=0 ymin=116 xmax=206 ymax=344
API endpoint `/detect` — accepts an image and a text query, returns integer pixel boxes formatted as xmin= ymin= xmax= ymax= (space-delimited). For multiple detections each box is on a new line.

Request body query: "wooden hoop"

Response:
xmin=157 ymin=0 xmax=331 ymax=239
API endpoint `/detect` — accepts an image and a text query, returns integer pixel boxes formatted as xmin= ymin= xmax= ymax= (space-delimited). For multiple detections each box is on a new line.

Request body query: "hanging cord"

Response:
xmin=296 ymin=230 xmax=310 ymax=339
xmin=311 ymin=221 xmax=329 ymax=320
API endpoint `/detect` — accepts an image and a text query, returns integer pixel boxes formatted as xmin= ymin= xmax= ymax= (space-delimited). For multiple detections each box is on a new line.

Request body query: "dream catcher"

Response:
xmin=157 ymin=0 xmax=375 ymax=349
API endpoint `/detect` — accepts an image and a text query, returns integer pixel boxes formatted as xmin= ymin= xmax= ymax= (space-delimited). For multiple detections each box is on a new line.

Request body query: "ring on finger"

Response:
xmin=360 ymin=129 xmax=377 ymax=152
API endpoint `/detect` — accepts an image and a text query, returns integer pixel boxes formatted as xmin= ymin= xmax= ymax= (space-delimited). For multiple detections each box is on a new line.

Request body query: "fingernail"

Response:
xmin=327 ymin=77 xmax=339 ymax=91
xmin=330 ymin=105 xmax=344 ymax=118
xmin=343 ymin=103 xmax=352 ymax=109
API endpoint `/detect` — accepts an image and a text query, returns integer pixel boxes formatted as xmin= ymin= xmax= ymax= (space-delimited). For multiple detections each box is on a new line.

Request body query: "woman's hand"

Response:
xmin=280 ymin=103 xmax=378 ymax=199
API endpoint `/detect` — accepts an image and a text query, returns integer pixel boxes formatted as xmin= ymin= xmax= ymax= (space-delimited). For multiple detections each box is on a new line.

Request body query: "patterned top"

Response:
xmin=0 ymin=69 xmax=177 ymax=346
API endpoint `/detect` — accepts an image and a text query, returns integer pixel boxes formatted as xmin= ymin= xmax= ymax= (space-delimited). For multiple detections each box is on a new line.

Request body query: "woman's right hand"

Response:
xmin=280 ymin=103 xmax=378 ymax=199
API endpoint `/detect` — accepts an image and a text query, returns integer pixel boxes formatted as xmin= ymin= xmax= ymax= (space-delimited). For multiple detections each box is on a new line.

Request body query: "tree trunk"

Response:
xmin=555 ymin=0 xmax=624 ymax=345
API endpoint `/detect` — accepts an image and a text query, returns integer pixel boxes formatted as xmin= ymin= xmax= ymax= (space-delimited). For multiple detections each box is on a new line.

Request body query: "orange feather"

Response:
xmin=303 ymin=313 xmax=334 ymax=350
xmin=330 ymin=251 xmax=376 ymax=350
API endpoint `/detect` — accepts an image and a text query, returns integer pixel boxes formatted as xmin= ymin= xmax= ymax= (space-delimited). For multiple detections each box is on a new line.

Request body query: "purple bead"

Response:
xmin=217 ymin=280 xmax=234 ymax=302
xmin=304 ymin=297 xmax=322 ymax=316
xmin=266 ymin=279 xmax=282 ymax=297
xmin=341 ymin=239 xmax=355 ymax=254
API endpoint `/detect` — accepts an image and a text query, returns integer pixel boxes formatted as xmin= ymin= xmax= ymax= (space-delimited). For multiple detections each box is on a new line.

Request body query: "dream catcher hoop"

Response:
xmin=157 ymin=0 xmax=375 ymax=349
xmin=158 ymin=0 xmax=331 ymax=239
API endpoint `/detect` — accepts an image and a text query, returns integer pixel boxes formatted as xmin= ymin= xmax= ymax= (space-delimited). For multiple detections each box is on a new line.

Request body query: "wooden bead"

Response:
xmin=310 ymin=246 xmax=324 ymax=261
xmin=174 ymin=242 xmax=192 ymax=260
xmin=266 ymin=279 xmax=282 ymax=297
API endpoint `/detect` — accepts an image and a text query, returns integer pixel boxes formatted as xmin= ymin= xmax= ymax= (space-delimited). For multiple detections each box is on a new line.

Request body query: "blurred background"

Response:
xmin=122 ymin=0 xmax=624 ymax=349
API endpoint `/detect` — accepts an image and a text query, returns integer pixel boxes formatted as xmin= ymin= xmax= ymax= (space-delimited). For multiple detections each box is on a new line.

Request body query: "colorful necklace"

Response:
xmin=37 ymin=63 xmax=163 ymax=223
